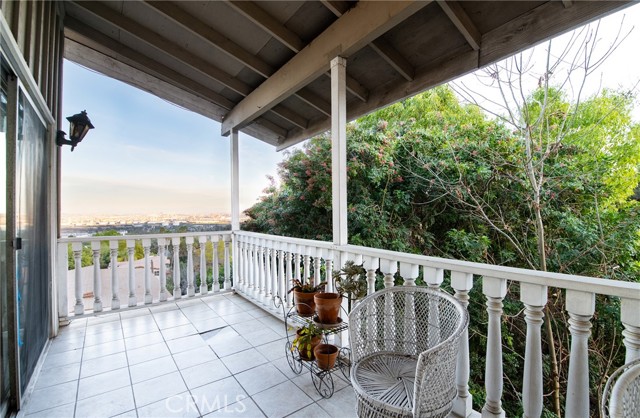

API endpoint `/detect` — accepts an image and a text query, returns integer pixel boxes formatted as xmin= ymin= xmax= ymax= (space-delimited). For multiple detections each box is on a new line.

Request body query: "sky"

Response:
xmin=61 ymin=4 xmax=640 ymax=217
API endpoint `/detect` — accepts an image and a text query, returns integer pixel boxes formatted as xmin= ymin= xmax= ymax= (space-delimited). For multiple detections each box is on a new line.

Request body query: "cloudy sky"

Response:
xmin=61 ymin=4 xmax=640 ymax=216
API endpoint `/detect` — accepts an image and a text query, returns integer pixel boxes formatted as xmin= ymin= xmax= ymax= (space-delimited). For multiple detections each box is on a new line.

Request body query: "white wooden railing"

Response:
xmin=57 ymin=232 xmax=232 ymax=323
xmin=232 ymin=230 xmax=640 ymax=418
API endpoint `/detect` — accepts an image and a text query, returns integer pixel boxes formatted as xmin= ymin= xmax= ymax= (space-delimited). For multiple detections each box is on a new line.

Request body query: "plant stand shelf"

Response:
xmin=276 ymin=298 xmax=351 ymax=399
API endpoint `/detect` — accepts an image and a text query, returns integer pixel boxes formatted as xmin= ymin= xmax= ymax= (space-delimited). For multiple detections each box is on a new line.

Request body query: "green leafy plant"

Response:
xmin=291 ymin=322 xmax=323 ymax=359
xmin=288 ymin=278 xmax=326 ymax=294
xmin=333 ymin=260 xmax=368 ymax=301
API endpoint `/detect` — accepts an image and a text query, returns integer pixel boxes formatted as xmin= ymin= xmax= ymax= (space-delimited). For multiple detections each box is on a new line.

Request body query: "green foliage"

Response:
xmin=243 ymin=84 xmax=640 ymax=416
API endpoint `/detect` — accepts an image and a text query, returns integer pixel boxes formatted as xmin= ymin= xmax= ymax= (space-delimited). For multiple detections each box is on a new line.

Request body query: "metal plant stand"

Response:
xmin=274 ymin=296 xmax=351 ymax=398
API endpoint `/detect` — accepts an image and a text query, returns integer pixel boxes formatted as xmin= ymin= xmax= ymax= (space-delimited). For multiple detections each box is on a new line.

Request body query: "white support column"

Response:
xmin=172 ymin=237 xmax=181 ymax=299
xmin=110 ymin=240 xmax=120 ymax=309
xmin=199 ymin=236 xmax=208 ymax=295
xmin=379 ymin=259 xmax=397 ymax=351
xmin=324 ymin=249 xmax=335 ymax=293
xmin=271 ymin=242 xmax=279 ymax=299
xmin=126 ymin=240 xmax=136 ymax=307
xmin=451 ymin=271 xmax=473 ymax=418
xmin=157 ymin=238 xmax=168 ymax=302
xmin=142 ymin=239 xmax=152 ymax=304
xmin=286 ymin=243 xmax=295 ymax=308
xmin=399 ymin=263 xmax=418 ymax=287
xmin=565 ymin=290 xmax=595 ymax=418
xmin=482 ymin=277 xmax=507 ymax=418
xmin=621 ymin=298 xmax=640 ymax=363
xmin=230 ymin=129 xmax=240 ymax=231
xmin=521 ymin=283 xmax=547 ymax=418
xmin=423 ymin=267 xmax=444 ymax=290
xmin=91 ymin=242 xmax=102 ymax=313
xmin=331 ymin=56 xmax=348 ymax=246
xmin=278 ymin=243 xmax=286 ymax=306
xmin=186 ymin=237 xmax=195 ymax=297
xmin=257 ymin=239 xmax=266 ymax=303
xmin=313 ymin=248 xmax=322 ymax=287
xmin=379 ymin=259 xmax=396 ymax=289
xmin=72 ymin=242 xmax=84 ymax=315
xmin=265 ymin=241 xmax=272 ymax=304
xmin=303 ymin=247 xmax=311 ymax=283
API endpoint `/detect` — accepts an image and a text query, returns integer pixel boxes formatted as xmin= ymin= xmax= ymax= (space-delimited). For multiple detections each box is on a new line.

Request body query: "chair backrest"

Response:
xmin=602 ymin=358 xmax=640 ymax=418
xmin=348 ymin=286 xmax=468 ymax=417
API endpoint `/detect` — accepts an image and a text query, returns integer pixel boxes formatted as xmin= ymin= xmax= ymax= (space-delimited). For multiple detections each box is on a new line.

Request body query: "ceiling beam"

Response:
xmin=143 ymin=0 xmax=273 ymax=78
xmin=65 ymin=17 xmax=235 ymax=110
xmin=279 ymin=47 xmax=478 ymax=150
xmin=321 ymin=0 xmax=415 ymax=82
xmin=221 ymin=0 xmax=429 ymax=136
xmin=437 ymin=1 xmax=481 ymax=51
xmin=64 ymin=33 xmax=283 ymax=145
xmin=369 ymin=39 xmax=415 ymax=81
xmin=226 ymin=0 xmax=369 ymax=102
xmin=480 ymin=0 xmax=632 ymax=67
xmin=73 ymin=1 xmax=308 ymax=130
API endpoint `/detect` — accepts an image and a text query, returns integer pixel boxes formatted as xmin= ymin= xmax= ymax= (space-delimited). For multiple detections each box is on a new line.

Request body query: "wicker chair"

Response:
xmin=602 ymin=358 xmax=640 ymax=418
xmin=348 ymin=286 xmax=468 ymax=418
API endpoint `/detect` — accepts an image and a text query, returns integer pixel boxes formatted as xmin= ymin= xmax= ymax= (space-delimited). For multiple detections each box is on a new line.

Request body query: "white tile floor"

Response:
xmin=19 ymin=293 xmax=356 ymax=418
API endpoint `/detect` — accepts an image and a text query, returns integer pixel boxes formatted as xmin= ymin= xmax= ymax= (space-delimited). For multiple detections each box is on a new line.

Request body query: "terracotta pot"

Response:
xmin=314 ymin=344 xmax=339 ymax=370
xmin=314 ymin=293 xmax=342 ymax=324
xmin=294 ymin=290 xmax=316 ymax=317
xmin=296 ymin=330 xmax=322 ymax=361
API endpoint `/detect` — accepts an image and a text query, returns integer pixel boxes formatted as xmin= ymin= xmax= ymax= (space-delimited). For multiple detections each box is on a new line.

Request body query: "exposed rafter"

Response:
xmin=437 ymin=1 xmax=481 ymax=51
xmin=226 ymin=0 xmax=369 ymax=102
xmin=64 ymin=21 xmax=285 ymax=144
xmin=74 ymin=1 xmax=307 ymax=130
xmin=320 ymin=0 xmax=415 ymax=81
xmin=221 ymin=1 xmax=430 ymax=136
xmin=141 ymin=0 xmax=319 ymax=128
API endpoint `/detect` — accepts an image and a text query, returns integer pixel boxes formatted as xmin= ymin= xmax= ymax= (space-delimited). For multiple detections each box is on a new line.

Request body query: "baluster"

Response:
xmin=324 ymin=249 xmax=335 ymax=293
xmin=224 ymin=236 xmax=231 ymax=290
xmin=235 ymin=237 xmax=243 ymax=292
xmin=313 ymin=247 xmax=322 ymax=287
xmin=110 ymin=240 xmax=120 ymax=309
xmin=259 ymin=239 xmax=267 ymax=302
xmin=400 ymin=263 xmax=418 ymax=354
xmin=482 ymin=277 xmax=507 ymax=418
xmin=57 ymin=242 xmax=70 ymax=325
xmin=270 ymin=241 xmax=278 ymax=299
xmin=521 ymin=283 xmax=547 ymax=418
xmin=265 ymin=241 xmax=272 ymax=304
xmin=199 ymin=236 xmax=208 ymax=295
xmin=294 ymin=248 xmax=301 ymax=283
xmin=302 ymin=246 xmax=311 ymax=283
xmin=126 ymin=240 xmax=136 ymax=307
xmin=362 ymin=256 xmax=378 ymax=296
xmin=379 ymin=259 xmax=397 ymax=351
xmin=171 ymin=237 xmax=181 ymax=299
xmin=91 ymin=241 xmax=102 ymax=312
xmin=621 ymin=298 xmax=640 ymax=362
xmin=72 ymin=242 xmax=84 ymax=315
xmin=451 ymin=271 xmax=473 ymax=418
xmin=565 ymin=290 xmax=595 ymax=417
xmin=212 ymin=236 xmax=220 ymax=293
xmin=251 ymin=238 xmax=259 ymax=298
xmin=423 ymin=266 xmax=444 ymax=290
xmin=143 ymin=239 xmax=152 ymax=304
xmin=157 ymin=238 xmax=168 ymax=302
xmin=286 ymin=244 xmax=295 ymax=307
xmin=186 ymin=237 xmax=195 ymax=297
xmin=276 ymin=242 xmax=284 ymax=303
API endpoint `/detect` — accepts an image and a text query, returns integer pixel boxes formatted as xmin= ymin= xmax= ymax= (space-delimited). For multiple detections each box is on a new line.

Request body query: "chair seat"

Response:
xmin=352 ymin=352 xmax=418 ymax=414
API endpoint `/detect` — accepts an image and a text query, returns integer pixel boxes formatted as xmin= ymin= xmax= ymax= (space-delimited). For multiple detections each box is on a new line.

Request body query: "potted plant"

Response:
xmin=333 ymin=260 xmax=368 ymax=311
xmin=314 ymin=343 xmax=339 ymax=370
xmin=288 ymin=278 xmax=326 ymax=317
xmin=292 ymin=322 xmax=323 ymax=361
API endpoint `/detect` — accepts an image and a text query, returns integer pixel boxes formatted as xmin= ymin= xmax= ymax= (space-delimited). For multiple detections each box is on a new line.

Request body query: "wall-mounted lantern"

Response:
xmin=56 ymin=110 xmax=95 ymax=151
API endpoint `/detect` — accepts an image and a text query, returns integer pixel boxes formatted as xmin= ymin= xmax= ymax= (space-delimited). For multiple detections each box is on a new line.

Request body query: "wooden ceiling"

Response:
xmin=62 ymin=1 xmax=633 ymax=149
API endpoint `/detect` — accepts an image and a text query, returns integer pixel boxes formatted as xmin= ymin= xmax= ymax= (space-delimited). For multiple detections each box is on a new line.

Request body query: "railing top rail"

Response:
xmin=235 ymin=231 xmax=640 ymax=300
xmin=58 ymin=230 xmax=232 ymax=244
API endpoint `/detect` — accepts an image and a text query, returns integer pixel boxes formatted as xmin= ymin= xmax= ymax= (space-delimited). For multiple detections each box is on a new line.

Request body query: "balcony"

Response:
xmin=22 ymin=230 xmax=640 ymax=417
xmin=21 ymin=292 xmax=356 ymax=418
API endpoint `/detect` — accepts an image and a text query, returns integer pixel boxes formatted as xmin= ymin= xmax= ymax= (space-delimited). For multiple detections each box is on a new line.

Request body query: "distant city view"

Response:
xmin=60 ymin=213 xmax=247 ymax=237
